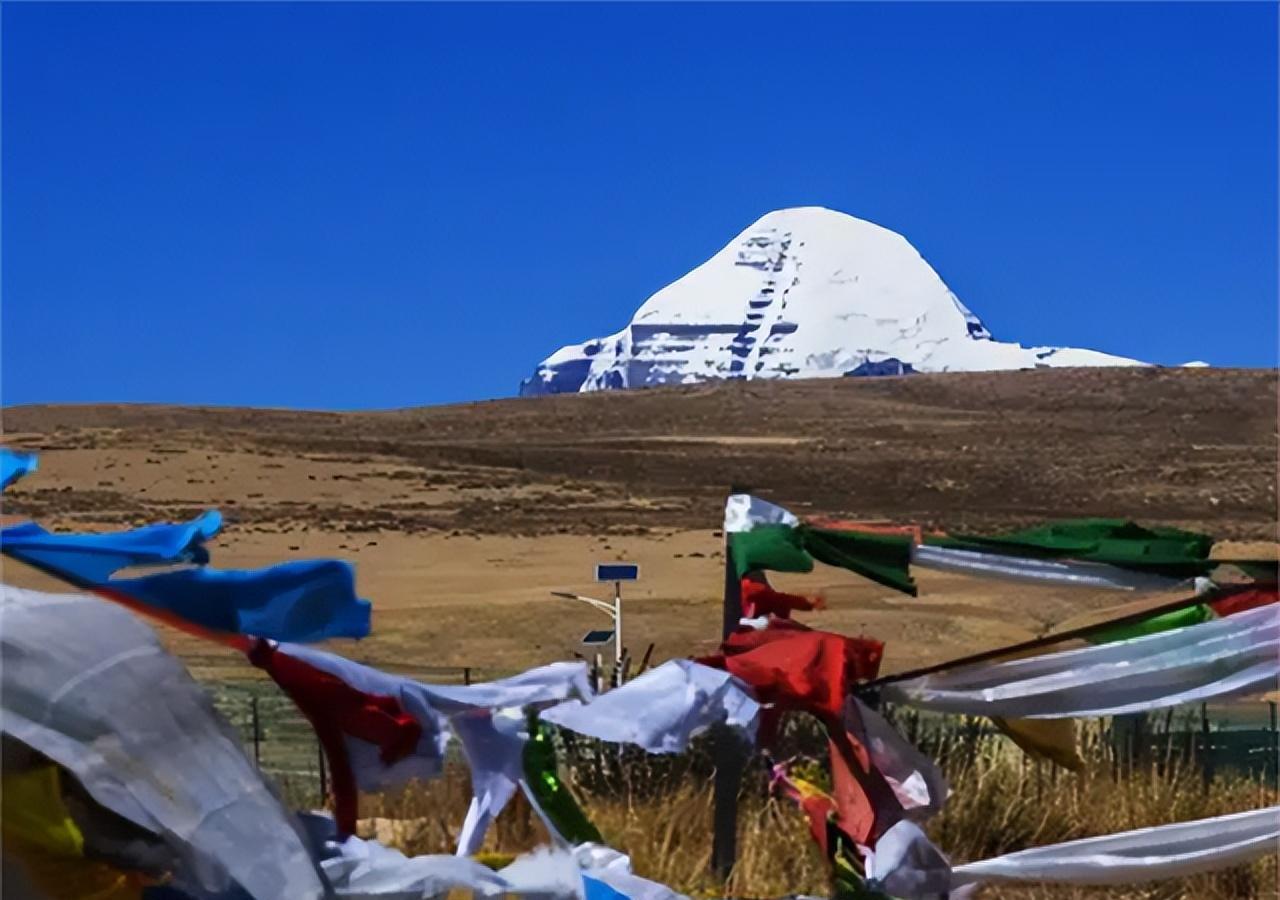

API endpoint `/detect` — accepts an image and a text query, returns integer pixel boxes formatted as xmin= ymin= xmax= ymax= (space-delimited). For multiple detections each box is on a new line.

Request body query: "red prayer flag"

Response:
xmin=1209 ymin=584 xmax=1278 ymax=619
xmin=701 ymin=625 xmax=898 ymax=843
xmin=741 ymin=575 xmax=825 ymax=619
xmin=247 ymin=640 xmax=422 ymax=835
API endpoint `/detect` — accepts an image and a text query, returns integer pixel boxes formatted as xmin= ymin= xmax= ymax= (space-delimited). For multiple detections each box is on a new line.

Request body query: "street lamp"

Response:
xmin=550 ymin=590 xmax=623 ymax=678
xmin=551 ymin=561 xmax=639 ymax=686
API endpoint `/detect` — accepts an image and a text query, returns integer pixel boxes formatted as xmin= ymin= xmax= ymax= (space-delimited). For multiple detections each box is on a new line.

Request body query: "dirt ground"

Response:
xmin=2 ymin=367 xmax=1276 ymax=680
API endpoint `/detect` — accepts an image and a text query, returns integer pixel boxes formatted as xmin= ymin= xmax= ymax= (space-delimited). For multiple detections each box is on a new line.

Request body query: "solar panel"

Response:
xmin=581 ymin=629 xmax=615 ymax=646
xmin=595 ymin=563 xmax=639 ymax=582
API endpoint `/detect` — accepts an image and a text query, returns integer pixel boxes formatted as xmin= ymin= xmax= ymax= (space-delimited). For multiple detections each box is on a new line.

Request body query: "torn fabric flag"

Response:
xmin=909 ymin=543 xmax=1185 ymax=591
xmin=740 ymin=574 xmax=823 ymax=619
xmin=249 ymin=641 xmax=592 ymax=841
xmin=316 ymin=834 xmax=509 ymax=898
xmin=939 ymin=518 xmax=1216 ymax=581
xmin=540 ymin=659 xmax=760 ymax=754
xmin=728 ymin=524 xmax=917 ymax=595
xmin=453 ymin=707 xmax=538 ymax=857
xmin=702 ymin=624 xmax=884 ymax=720
xmin=0 ymin=448 xmax=38 ymax=490
xmin=109 ymin=559 xmax=372 ymax=642
xmin=457 ymin=711 xmax=600 ymax=856
xmin=882 ymin=602 xmax=1279 ymax=719
xmin=724 ymin=493 xmax=1244 ymax=593
xmin=725 ymin=494 xmax=916 ymax=594
xmin=1 ymin=763 xmax=156 ymax=900
xmin=863 ymin=819 xmax=952 ymax=898
xmin=846 ymin=699 xmax=948 ymax=821
xmin=573 ymin=844 xmax=690 ymax=900
xmin=949 ymin=806 xmax=1280 ymax=891
xmin=0 ymin=586 xmax=326 ymax=900
xmin=982 ymin=584 xmax=1276 ymax=772
xmin=700 ymin=624 xmax=901 ymax=845
xmin=924 ymin=516 xmax=1274 ymax=589
xmin=1085 ymin=582 xmax=1278 ymax=644
xmin=0 ymin=511 xmax=222 ymax=583
xmin=1 ymin=515 xmax=372 ymax=643
xmin=524 ymin=718 xmax=603 ymax=847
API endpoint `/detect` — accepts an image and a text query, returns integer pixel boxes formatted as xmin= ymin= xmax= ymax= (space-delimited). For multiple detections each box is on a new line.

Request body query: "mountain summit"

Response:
xmin=520 ymin=207 xmax=1144 ymax=395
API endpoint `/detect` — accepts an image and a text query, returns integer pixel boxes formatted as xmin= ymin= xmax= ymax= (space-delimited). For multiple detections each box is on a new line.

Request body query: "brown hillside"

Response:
xmin=2 ymin=367 xmax=1276 ymax=675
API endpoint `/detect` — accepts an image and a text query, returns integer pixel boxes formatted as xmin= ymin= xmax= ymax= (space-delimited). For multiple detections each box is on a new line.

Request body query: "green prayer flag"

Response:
xmin=801 ymin=526 xmax=917 ymax=597
xmin=942 ymin=518 xmax=1216 ymax=578
xmin=1086 ymin=602 xmax=1214 ymax=644
xmin=522 ymin=719 xmax=602 ymax=846
xmin=730 ymin=525 xmax=815 ymax=579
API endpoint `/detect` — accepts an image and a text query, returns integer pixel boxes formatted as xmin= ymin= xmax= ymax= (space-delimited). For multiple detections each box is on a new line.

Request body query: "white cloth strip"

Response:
xmin=848 ymin=699 xmax=949 ymax=820
xmin=0 ymin=586 xmax=326 ymax=900
xmin=574 ymin=843 xmax=690 ymax=900
xmin=911 ymin=544 xmax=1185 ymax=592
xmin=540 ymin=659 xmax=760 ymax=753
xmin=951 ymin=805 xmax=1280 ymax=889
xmin=274 ymin=645 xmax=590 ymax=855
xmin=317 ymin=834 xmax=689 ymax=900
xmin=883 ymin=604 xmax=1279 ymax=719
xmin=723 ymin=493 xmax=799 ymax=533
xmin=277 ymin=643 xmax=592 ymax=794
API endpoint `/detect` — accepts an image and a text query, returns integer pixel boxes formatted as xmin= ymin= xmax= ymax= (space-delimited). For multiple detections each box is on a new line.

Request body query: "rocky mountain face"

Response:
xmin=521 ymin=207 xmax=1145 ymax=396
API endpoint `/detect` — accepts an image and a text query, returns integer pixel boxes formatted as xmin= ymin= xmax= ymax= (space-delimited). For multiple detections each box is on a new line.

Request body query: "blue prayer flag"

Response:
xmin=0 ymin=449 xmax=38 ymax=491
xmin=108 ymin=559 xmax=371 ymax=642
xmin=0 ymin=511 xmax=222 ymax=584
xmin=584 ymin=876 xmax=630 ymax=900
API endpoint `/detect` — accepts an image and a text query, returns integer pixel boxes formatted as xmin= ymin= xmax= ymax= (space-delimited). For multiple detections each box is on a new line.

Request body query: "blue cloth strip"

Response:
xmin=0 ymin=511 xmax=222 ymax=583
xmin=584 ymin=876 xmax=630 ymax=900
xmin=108 ymin=559 xmax=372 ymax=642
xmin=0 ymin=449 xmax=38 ymax=491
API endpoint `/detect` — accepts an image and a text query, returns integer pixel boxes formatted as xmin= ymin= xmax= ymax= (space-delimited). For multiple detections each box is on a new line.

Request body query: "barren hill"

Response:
xmin=2 ymin=367 xmax=1276 ymax=675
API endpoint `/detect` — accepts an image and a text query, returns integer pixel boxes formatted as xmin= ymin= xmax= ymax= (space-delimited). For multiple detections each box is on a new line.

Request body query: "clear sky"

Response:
xmin=3 ymin=2 xmax=1276 ymax=409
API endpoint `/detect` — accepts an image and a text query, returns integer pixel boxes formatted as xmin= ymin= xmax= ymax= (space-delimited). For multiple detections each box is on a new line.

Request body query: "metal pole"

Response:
xmin=318 ymin=739 xmax=328 ymax=808
xmin=712 ymin=485 xmax=749 ymax=880
xmin=613 ymin=580 xmax=624 ymax=683
xmin=1200 ymin=703 xmax=1213 ymax=791
xmin=1270 ymin=702 xmax=1278 ymax=783
xmin=251 ymin=694 xmax=261 ymax=768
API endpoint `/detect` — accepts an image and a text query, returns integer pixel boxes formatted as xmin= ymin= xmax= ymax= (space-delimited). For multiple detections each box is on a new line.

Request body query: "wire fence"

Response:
xmin=206 ymin=657 xmax=1280 ymax=813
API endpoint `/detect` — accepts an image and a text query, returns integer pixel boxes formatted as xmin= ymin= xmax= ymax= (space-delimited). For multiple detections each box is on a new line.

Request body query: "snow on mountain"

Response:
xmin=520 ymin=207 xmax=1147 ymax=396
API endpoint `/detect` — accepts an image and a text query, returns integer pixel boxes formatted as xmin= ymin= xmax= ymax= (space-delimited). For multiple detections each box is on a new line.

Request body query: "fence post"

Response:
xmin=1270 ymin=702 xmax=1277 ymax=783
xmin=637 ymin=643 xmax=655 ymax=676
xmin=1199 ymin=704 xmax=1213 ymax=790
xmin=318 ymin=740 xmax=328 ymax=808
xmin=712 ymin=488 xmax=748 ymax=881
xmin=251 ymin=694 xmax=261 ymax=768
xmin=464 ymin=667 xmax=472 ymax=686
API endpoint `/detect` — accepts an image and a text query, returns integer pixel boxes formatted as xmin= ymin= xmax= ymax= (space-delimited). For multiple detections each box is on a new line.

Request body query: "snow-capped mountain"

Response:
xmin=520 ymin=207 xmax=1146 ymax=396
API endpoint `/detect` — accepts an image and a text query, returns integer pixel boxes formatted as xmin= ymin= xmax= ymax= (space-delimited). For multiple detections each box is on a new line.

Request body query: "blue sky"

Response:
xmin=3 ymin=2 xmax=1275 ymax=409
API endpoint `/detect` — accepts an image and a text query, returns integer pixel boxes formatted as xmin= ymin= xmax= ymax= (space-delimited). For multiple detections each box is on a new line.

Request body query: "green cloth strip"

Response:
xmin=730 ymin=525 xmax=815 ymax=579
xmin=522 ymin=719 xmax=602 ymax=846
xmin=1085 ymin=602 xmax=1214 ymax=644
xmin=801 ymin=527 xmax=917 ymax=597
xmin=933 ymin=518 xmax=1217 ymax=579
xmin=729 ymin=524 xmax=916 ymax=596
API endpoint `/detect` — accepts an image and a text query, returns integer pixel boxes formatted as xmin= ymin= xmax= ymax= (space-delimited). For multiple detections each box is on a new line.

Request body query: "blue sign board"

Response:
xmin=582 ymin=629 xmax=616 ymax=645
xmin=595 ymin=563 xmax=639 ymax=582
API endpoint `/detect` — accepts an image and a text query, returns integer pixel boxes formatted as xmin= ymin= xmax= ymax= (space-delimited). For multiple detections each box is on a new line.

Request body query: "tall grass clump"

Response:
xmin=351 ymin=713 xmax=1276 ymax=899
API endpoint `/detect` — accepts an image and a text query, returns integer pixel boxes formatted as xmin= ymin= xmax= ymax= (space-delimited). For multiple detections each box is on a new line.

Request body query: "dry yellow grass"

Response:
xmin=351 ymin=723 xmax=1278 ymax=900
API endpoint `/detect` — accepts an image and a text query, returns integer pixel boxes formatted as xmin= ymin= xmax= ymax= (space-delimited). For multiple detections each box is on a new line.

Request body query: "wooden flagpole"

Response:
xmin=711 ymin=485 xmax=749 ymax=880
xmin=860 ymin=582 xmax=1255 ymax=691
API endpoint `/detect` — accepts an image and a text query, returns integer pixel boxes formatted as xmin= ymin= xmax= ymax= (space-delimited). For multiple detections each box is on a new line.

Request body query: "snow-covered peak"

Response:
xmin=520 ymin=207 xmax=1146 ymax=395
